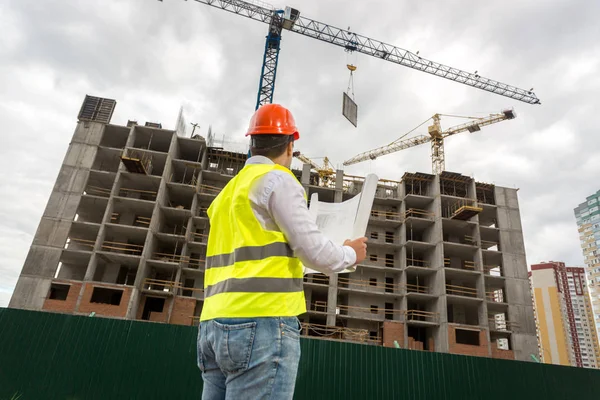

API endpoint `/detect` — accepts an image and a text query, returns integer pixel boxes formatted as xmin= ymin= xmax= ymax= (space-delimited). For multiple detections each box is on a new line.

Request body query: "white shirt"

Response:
xmin=246 ymin=156 xmax=357 ymax=274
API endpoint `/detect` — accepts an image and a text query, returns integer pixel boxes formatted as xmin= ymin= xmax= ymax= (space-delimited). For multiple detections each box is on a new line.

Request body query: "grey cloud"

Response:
xmin=1 ymin=0 xmax=599 ymax=306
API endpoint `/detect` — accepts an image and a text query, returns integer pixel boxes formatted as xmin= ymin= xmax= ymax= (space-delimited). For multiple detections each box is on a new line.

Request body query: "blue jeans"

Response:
xmin=197 ymin=317 xmax=302 ymax=400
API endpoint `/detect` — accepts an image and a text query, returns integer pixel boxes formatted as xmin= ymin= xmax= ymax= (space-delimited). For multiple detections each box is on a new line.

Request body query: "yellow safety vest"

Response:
xmin=200 ymin=163 xmax=306 ymax=321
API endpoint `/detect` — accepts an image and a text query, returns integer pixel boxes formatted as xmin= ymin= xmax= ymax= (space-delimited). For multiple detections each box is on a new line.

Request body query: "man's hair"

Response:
xmin=250 ymin=134 xmax=293 ymax=159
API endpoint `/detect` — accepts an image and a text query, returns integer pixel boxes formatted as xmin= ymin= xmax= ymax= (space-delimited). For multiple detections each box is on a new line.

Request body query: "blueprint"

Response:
xmin=304 ymin=173 xmax=378 ymax=275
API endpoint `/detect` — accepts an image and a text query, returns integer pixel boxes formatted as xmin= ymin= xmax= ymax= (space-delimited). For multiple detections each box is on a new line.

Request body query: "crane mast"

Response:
xmin=188 ymin=0 xmax=541 ymax=106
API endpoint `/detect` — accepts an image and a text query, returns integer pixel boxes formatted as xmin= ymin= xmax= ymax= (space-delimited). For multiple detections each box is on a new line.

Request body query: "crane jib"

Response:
xmin=189 ymin=0 xmax=540 ymax=105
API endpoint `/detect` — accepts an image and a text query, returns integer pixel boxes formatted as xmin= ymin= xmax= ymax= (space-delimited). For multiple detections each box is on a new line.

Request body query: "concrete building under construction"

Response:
xmin=9 ymin=95 xmax=537 ymax=361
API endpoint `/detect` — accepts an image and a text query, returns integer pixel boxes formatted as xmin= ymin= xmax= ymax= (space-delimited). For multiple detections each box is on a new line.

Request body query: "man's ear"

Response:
xmin=287 ymin=141 xmax=294 ymax=156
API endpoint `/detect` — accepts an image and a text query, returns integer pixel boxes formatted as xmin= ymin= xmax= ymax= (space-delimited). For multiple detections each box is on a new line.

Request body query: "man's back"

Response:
xmin=197 ymin=104 xmax=367 ymax=400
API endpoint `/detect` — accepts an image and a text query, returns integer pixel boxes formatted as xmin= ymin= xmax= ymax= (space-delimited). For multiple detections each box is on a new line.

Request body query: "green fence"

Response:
xmin=0 ymin=308 xmax=598 ymax=399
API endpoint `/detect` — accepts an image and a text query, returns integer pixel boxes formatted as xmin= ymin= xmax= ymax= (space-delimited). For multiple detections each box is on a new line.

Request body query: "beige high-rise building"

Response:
xmin=530 ymin=261 xmax=600 ymax=368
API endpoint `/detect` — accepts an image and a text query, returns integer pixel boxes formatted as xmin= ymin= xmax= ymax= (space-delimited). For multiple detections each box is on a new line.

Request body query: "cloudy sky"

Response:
xmin=1 ymin=0 xmax=599 ymax=307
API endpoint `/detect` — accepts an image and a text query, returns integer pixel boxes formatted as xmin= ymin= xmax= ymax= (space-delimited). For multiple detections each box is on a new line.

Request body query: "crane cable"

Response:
xmin=389 ymin=116 xmax=433 ymax=145
xmin=346 ymin=64 xmax=356 ymax=100
xmin=345 ymin=44 xmax=357 ymax=100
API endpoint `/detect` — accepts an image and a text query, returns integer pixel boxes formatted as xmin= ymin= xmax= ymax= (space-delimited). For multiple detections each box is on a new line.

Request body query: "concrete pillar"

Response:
xmin=431 ymin=174 xmax=449 ymax=352
xmin=326 ymin=275 xmax=339 ymax=327
xmin=495 ymin=186 xmax=537 ymax=360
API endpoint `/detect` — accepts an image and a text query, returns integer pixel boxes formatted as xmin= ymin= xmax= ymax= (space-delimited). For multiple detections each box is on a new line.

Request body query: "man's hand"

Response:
xmin=343 ymin=237 xmax=368 ymax=265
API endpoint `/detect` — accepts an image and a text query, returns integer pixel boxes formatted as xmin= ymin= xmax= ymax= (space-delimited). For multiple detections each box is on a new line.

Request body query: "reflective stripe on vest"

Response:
xmin=205 ymin=277 xmax=304 ymax=298
xmin=206 ymin=242 xmax=294 ymax=269
xmin=199 ymin=163 xmax=307 ymax=321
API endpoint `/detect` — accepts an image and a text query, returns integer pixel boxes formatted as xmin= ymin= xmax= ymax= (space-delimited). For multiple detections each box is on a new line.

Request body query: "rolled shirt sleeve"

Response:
xmin=261 ymin=171 xmax=357 ymax=274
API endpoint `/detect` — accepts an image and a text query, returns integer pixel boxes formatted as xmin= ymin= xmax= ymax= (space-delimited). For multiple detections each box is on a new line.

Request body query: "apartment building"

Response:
xmin=9 ymin=95 xmax=537 ymax=361
xmin=574 ymin=193 xmax=600 ymax=338
xmin=530 ymin=261 xmax=600 ymax=368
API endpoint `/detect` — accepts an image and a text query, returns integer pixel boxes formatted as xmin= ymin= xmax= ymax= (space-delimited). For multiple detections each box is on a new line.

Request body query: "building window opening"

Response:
xmin=385 ymin=277 xmax=394 ymax=293
xmin=455 ymin=328 xmax=480 ymax=346
xmin=90 ymin=287 xmax=123 ymax=305
xmin=141 ymin=297 xmax=166 ymax=320
xmin=49 ymin=284 xmax=70 ymax=300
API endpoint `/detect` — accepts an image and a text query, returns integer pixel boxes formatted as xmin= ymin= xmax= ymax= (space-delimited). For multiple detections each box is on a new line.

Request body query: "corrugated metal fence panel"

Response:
xmin=1 ymin=308 xmax=599 ymax=400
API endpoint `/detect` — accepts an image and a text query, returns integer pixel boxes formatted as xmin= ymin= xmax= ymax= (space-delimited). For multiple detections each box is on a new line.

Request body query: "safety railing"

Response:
xmin=100 ymin=240 xmax=144 ymax=256
xmin=142 ymin=278 xmax=177 ymax=293
xmin=444 ymin=258 xmax=477 ymax=270
xmin=369 ymin=232 xmax=397 ymax=245
xmin=405 ymin=310 xmax=439 ymax=323
xmin=370 ymin=209 xmax=403 ymax=222
xmin=187 ymin=257 xmax=206 ymax=270
xmin=308 ymin=301 xmax=328 ymax=313
xmin=151 ymin=253 xmax=190 ymax=263
xmin=65 ymin=238 xmax=96 ymax=250
xmin=84 ymin=185 xmax=112 ymax=197
xmin=442 ymin=198 xmax=481 ymax=220
xmin=117 ymin=187 xmax=158 ymax=202
xmin=337 ymin=304 xmax=402 ymax=320
xmin=143 ymin=278 xmax=204 ymax=298
xmin=406 ymin=283 xmax=429 ymax=294
xmin=406 ymin=258 xmax=430 ymax=268
xmin=404 ymin=208 xmax=434 ymax=220
xmin=110 ymin=213 xmax=152 ymax=227
xmin=191 ymin=232 xmax=209 ymax=244
xmin=303 ymin=274 xmax=330 ymax=286
xmin=198 ymin=184 xmax=223 ymax=196
xmin=446 ymin=284 xmax=479 ymax=297
xmin=338 ymin=276 xmax=399 ymax=293
xmin=444 ymin=235 xmax=477 ymax=246
xmin=362 ymin=257 xmax=396 ymax=269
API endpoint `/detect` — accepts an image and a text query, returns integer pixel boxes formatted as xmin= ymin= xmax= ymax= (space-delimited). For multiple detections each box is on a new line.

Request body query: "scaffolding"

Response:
xmin=440 ymin=171 xmax=471 ymax=197
xmin=121 ymin=150 xmax=153 ymax=175
xmin=476 ymin=182 xmax=496 ymax=205
xmin=402 ymin=172 xmax=434 ymax=196
xmin=444 ymin=198 xmax=482 ymax=220
xmin=170 ymin=162 xmax=200 ymax=186
xmin=206 ymin=147 xmax=247 ymax=176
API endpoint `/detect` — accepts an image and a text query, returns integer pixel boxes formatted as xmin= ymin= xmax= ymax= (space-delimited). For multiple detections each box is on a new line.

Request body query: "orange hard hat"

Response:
xmin=245 ymin=104 xmax=300 ymax=140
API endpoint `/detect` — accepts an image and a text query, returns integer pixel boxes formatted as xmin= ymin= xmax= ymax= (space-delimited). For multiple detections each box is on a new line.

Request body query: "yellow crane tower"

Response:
xmin=293 ymin=151 xmax=335 ymax=184
xmin=342 ymin=109 xmax=516 ymax=174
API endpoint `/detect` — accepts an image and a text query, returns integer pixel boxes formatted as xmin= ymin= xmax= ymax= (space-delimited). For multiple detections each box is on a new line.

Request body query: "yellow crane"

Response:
xmin=293 ymin=151 xmax=335 ymax=184
xmin=343 ymin=109 xmax=516 ymax=174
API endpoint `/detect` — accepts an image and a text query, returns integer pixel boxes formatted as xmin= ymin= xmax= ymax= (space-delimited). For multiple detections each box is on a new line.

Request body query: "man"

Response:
xmin=197 ymin=104 xmax=368 ymax=400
